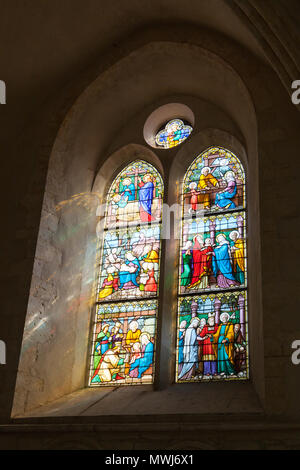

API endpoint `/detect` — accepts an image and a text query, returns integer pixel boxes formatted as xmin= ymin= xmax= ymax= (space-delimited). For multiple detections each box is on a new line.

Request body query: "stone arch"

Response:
xmin=12 ymin=39 xmax=262 ymax=416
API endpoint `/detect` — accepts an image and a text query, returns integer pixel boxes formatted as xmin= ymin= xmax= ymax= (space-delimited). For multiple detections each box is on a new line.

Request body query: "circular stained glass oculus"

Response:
xmin=155 ymin=119 xmax=193 ymax=149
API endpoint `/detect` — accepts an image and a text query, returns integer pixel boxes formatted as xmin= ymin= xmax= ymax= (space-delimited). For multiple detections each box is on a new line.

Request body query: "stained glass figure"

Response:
xmin=179 ymin=212 xmax=246 ymax=294
xmin=106 ymin=160 xmax=163 ymax=228
xmin=176 ymin=146 xmax=248 ymax=383
xmin=89 ymin=300 xmax=157 ymax=385
xmin=155 ymin=119 xmax=193 ymax=149
xmin=183 ymin=147 xmax=245 ymax=216
xmin=176 ymin=292 xmax=248 ymax=382
xmin=90 ymin=159 xmax=163 ymax=387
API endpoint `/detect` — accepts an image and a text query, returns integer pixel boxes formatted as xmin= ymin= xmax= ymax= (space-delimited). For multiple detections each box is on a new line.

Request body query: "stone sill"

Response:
xmin=12 ymin=381 xmax=264 ymax=421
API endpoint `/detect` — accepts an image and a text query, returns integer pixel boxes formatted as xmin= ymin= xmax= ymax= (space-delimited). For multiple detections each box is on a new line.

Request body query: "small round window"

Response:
xmin=155 ymin=119 xmax=193 ymax=149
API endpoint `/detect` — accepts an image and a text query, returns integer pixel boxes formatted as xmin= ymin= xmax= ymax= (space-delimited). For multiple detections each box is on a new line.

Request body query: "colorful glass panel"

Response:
xmin=183 ymin=147 xmax=245 ymax=216
xmin=97 ymin=225 xmax=161 ymax=302
xmin=155 ymin=119 xmax=193 ymax=149
xmin=90 ymin=159 xmax=163 ymax=386
xmin=179 ymin=212 xmax=247 ymax=294
xmin=176 ymin=292 xmax=248 ymax=382
xmin=106 ymin=160 xmax=163 ymax=228
xmin=89 ymin=300 xmax=157 ymax=385
xmin=176 ymin=146 xmax=248 ymax=383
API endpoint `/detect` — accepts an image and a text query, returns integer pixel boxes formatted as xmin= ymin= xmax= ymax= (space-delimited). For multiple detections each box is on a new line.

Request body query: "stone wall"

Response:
xmin=1 ymin=1 xmax=300 ymax=449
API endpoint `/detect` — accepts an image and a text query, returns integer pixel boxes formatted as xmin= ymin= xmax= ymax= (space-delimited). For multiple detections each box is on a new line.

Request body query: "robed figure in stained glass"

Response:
xmin=230 ymin=230 xmax=245 ymax=285
xmin=129 ymin=333 xmax=154 ymax=379
xmin=119 ymin=252 xmax=141 ymax=289
xmin=199 ymin=315 xmax=219 ymax=376
xmin=178 ymin=320 xmax=187 ymax=374
xmin=181 ymin=241 xmax=193 ymax=287
xmin=91 ymin=343 xmax=124 ymax=384
xmin=121 ymin=177 xmax=136 ymax=202
xmin=178 ymin=317 xmax=200 ymax=380
xmin=189 ymin=236 xmax=203 ymax=287
xmin=233 ymin=323 xmax=247 ymax=374
xmin=144 ymin=264 xmax=157 ymax=292
xmin=197 ymin=167 xmax=219 ymax=210
xmin=211 ymin=312 xmax=235 ymax=376
xmin=195 ymin=238 xmax=214 ymax=289
xmin=125 ymin=320 xmax=142 ymax=375
xmin=93 ymin=323 xmax=111 ymax=371
xmin=125 ymin=320 xmax=141 ymax=346
xmin=188 ymin=182 xmax=198 ymax=212
xmin=214 ymin=171 xmax=237 ymax=210
xmin=110 ymin=321 xmax=123 ymax=349
xmin=189 ymin=237 xmax=214 ymax=289
xmin=212 ymin=234 xmax=240 ymax=288
xmin=138 ymin=173 xmax=155 ymax=222
xmin=98 ymin=268 xmax=116 ymax=300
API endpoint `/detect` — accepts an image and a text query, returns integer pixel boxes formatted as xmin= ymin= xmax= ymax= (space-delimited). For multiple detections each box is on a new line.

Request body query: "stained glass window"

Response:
xmin=89 ymin=160 xmax=163 ymax=386
xmin=176 ymin=146 xmax=249 ymax=382
xmin=155 ymin=119 xmax=193 ymax=149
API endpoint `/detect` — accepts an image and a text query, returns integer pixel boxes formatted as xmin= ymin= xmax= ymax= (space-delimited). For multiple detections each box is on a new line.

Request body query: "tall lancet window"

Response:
xmin=89 ymin=160 xmax=163 ymax=386
xmin=176 ymin=147 xmax=248 ymax=382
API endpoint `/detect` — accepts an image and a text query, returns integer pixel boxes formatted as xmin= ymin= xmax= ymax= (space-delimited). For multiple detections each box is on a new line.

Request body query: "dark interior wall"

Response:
xmin=0 ymin=0 xmax=300 ymax=449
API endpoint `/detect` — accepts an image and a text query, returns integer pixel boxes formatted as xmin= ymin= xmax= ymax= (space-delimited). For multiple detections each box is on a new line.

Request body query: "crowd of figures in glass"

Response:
xmin=155 ymin=119 xmax=193 ymax=149
xmin=179 ymin=212 xmax=247 ymax=293
xmin=90 ymin=301 xmax=157 ymax=385
xmin=176 ymin=147 xmax=248 ymax=382
xmin=90 ymin=160 xmax=162 ymax=386
xmin=176 ymin=292 xmax=248 ymax=382
xmin=97 ymin=225 xmax=161 ymax=301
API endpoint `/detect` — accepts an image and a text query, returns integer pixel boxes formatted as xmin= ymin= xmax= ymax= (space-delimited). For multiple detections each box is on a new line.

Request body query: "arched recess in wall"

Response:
xmin=12 ymin=39 xmax=263 ymax=416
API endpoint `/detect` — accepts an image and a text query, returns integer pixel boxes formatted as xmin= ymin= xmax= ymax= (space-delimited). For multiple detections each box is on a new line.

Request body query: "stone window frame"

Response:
xmin=84 ymin=128 xmax=265 ymax=415
xmin=12 ymin=39 xmax=265 ymax=417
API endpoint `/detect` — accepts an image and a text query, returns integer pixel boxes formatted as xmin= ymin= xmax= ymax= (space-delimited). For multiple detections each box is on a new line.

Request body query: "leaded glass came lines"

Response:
xmin=176 ymin=146 xmax=249 ymax=383
xmin=89 ymin=160 xmax=163 ymax=386
xmin=155 ymin=119 xmax=193 ymax=149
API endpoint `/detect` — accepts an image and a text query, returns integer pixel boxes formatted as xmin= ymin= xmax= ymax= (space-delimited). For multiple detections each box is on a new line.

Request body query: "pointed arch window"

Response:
xmin=176 ymin=146 xmax=248 ymax=382
xmin=89 ymin=160 xmax=163 ymax=386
